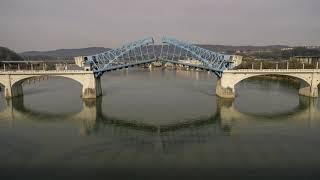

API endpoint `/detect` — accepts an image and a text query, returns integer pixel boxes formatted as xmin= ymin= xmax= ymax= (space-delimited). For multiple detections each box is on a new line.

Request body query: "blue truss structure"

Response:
xmin=84 ymin=37 xmax=156 ymax=77
xmin=160 ymin=37 xmax=233 ymax=77
xmin=83 ymin=37 xmax=233 ymax=78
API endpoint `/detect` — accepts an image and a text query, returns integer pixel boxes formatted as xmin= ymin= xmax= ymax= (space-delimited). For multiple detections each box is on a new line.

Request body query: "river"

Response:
xmin=0 ymin=68 xmax=320 ymax=179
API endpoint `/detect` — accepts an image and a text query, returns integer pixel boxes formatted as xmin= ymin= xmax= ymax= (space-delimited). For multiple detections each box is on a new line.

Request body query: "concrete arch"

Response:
xmin=0 ymin=71 xmax=102 ymax=99
xmin=12 ymin=74 xmax=83 ymax=87
xmin=233 ymin=73 xmax=311 ymax=88
xmin=217 ymin=70 xmax=320 ymax=99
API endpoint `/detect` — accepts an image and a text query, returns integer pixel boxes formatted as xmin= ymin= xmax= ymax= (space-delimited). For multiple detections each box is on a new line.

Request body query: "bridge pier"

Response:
xmin=216 ymin=79 xmax=235 ymax=99
xmin=3 ymin=75 xmax=24 ymax=99
xmin=5 ymin=83 xmax=24 ymax=98
xmin=81 ymin=76 xmax=102 ymax=99
xmin=298 ymin=75 xmax=319 ymax=98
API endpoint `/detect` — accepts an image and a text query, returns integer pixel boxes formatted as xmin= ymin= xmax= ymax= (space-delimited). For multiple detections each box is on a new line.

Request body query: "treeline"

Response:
xmin=0 ymin=47 xmax=23 ymax=61
xmin=243 ymin=47 xmax=320 ymax=60
xmin=21 ymin=55 xmax=62 ymax=61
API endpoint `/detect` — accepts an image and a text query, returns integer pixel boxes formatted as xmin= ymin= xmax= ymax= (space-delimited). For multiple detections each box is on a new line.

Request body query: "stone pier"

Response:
xmin=298 ymin=73 xmax=319 ymax=98
xmin=81 ymin=76 xmax=102 ymax=99
xmin=216 ymin=79 xmax=236 ymax=99
xmin=3 ymin=76 xmax=24 ymax=98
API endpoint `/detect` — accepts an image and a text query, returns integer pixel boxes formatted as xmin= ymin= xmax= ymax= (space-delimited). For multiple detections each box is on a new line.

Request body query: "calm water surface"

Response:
xmin=0 ymin=68 xmax=320 ymax=178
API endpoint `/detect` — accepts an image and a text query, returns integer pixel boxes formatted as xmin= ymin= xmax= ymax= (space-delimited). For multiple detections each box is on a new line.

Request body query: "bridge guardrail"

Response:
xmin=225 ymin=69 xmax=320 ymax=72
xmin=0 ymin=70 xmax=94 ymax=74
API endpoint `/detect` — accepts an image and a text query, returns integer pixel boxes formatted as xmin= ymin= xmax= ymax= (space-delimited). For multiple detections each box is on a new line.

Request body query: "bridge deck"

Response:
xmin=1 ymin=69 xmax=320 ymax=76
xmin=225 ymin=69 xmax=320 ymax=73
xmin=100 ymin=60 xmax=156 ymax=72
xmin=161 ymin=60 xmax=220 ymax=72
xmin=0 ymin=70 xmax=94 ymax=75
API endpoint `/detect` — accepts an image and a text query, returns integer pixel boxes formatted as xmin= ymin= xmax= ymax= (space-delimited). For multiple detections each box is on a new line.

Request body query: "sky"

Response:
xmin=0 ymin=0 xmax=320 ymax=52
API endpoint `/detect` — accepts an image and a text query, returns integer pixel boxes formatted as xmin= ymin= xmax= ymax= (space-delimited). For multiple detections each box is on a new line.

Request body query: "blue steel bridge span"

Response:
xmin=83 ymin=37 xmax=234 ymax=78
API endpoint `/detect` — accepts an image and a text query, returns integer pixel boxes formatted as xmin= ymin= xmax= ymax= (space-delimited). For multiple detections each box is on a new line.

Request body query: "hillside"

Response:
xmin=197 ymin=45 xmax=290 ymax=53
xmin=20 ymin=47 xmax=111 ymax=60
xmin=19 ymin=45 xmax=294 ymax=61
xmin=0 ymin=47 xmax=24 ymax=61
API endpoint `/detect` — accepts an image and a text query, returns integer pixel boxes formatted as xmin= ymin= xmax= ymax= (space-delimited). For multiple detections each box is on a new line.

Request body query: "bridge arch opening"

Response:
xmin=11 ymin=76 xmax=84 ymax=115
xmin=232 ymin=74 xmax=313 ymax=114
xmin=234 ymin=74 xmax=305 ymax=93
xmin=12 ymin=75 xmax=84 ymax=88
xmin=234 ymin=74 xmax=310 ymax=89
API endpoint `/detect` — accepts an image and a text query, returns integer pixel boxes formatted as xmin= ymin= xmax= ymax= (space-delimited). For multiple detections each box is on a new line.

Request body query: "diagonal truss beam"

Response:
xmin=161 ymin=37 xmax=233 ymax=77
xmin=82 ymin=37 xmax=234 ymax=78
xmin=84 ymin=37 xmax=155 ymax=77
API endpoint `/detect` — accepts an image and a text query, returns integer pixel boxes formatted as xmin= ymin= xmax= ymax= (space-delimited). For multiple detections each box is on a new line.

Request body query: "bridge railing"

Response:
xmin=226 ymin=69 xmax=320 ymax=72
xmin=0 ymin=62 xmax=83 ymax=72
xmin=234 ymin=59 xmax=319 ymax=70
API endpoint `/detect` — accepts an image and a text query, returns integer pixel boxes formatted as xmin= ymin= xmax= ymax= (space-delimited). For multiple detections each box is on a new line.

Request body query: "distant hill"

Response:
xmin=196 ymin=45 xmax=290 ymax=53
xmin=0 ymin=47 xmax=24 ymax=61
xmin=20 ymin=47 xmax=111 ymax=60
xmin=19 ymin=45 xmax=292 ymax=61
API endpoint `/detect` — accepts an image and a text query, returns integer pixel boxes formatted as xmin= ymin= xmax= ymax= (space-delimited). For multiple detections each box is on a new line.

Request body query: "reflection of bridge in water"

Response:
xmin=0 ymin=96 xmax=319 ymax=165
xmin=0 ymin=96 xmax=319 ymax=137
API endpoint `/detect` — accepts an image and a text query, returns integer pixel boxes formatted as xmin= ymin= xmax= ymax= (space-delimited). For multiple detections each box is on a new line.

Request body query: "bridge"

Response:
xmin=0 ymin=37 xmax=320 ymax=99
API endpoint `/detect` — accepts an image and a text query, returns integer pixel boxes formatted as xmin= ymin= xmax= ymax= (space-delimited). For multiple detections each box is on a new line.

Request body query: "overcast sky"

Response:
xmin=1 ymin=0 xmax=320 ymax=52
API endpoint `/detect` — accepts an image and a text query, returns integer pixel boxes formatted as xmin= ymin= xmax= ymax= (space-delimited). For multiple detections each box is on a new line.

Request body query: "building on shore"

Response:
xmin=74 ymin=56 xmax=85 ymax=67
